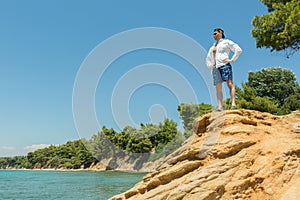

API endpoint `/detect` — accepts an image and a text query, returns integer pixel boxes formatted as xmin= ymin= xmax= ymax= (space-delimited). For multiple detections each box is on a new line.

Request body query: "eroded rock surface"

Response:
xmin=110 ymin=109 xmax=300 ymax=200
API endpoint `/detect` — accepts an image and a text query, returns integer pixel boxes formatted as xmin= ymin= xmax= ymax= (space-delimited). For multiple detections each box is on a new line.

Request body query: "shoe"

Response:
xmin=215 ymin=107 xmax=224 ymax=112
xmin=231 ymin=106 xmax=237 ymax=110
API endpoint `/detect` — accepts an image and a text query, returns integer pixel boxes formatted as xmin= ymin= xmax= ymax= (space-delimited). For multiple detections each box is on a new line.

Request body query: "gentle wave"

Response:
xmin=0 ymin=170 xmax=146 ymax=200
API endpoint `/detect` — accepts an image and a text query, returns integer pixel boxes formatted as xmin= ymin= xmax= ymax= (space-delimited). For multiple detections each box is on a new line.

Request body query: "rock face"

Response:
xmin=109 ymin=109 xmax=300 ymax=200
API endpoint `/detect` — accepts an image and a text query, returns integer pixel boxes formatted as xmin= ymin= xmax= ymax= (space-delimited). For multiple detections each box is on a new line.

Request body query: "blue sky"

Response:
xmin=0 ymin=0 xmax=299 ymax=157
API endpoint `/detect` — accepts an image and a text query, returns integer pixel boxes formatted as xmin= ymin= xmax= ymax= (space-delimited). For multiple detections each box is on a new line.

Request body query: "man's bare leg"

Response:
xmin=216 ymin=83 xmax=223 ymax=110
xmin=226 ymin=80 xmax=236 ymax=108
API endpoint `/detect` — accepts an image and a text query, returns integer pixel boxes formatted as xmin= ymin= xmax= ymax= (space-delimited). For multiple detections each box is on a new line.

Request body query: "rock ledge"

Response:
xmin=110 ymin=109 xmax=300 ymax=200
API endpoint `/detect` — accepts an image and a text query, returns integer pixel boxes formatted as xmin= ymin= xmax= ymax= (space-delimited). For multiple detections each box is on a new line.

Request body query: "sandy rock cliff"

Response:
xmin=110 ymin=109 xmax=300 ymax=200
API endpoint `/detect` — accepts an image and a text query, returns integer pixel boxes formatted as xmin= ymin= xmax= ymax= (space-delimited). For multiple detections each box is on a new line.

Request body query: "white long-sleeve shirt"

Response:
xmin=206 ymin=38 xmax=242 ymax=68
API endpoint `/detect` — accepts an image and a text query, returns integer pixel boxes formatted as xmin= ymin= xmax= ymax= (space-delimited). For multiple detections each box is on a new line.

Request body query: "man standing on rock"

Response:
xmin=206 ymin=28 xmax=242 ymax=111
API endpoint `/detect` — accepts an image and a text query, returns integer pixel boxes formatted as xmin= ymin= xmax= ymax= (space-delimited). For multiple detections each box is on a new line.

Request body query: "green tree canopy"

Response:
xmin=247 ymin=67 xmax=298 ymax=106
xmin=236 ymin=67 xmax=300 ymax=115
xmin=236 ymin=83 xmax=279 ymax=114
xmin=1 ymin=118 xmax=185 ymax=169
xmin=251 ymin=0 xmax=300 ymax=57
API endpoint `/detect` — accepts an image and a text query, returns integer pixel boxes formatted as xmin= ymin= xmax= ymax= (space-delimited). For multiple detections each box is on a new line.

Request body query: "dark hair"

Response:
xmin=214 ymin=28 xmax=225 ymax=38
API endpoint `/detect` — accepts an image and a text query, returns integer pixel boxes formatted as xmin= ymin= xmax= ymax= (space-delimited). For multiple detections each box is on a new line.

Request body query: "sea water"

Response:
xmin=0 ymin=170 xmax=146 ymax=200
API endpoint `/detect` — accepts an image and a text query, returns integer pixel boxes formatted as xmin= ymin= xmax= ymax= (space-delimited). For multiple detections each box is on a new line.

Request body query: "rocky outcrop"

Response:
xmin=109 ymin=109 xmax=300 ymax=200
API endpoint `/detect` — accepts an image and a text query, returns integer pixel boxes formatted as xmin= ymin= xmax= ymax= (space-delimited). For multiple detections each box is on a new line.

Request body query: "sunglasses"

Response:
xmin=213 ymin=32 xmax=218 ymax=35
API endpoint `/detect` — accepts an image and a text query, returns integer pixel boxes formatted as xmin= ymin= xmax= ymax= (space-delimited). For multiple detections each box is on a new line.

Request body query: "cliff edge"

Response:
xmin=110 ymin=109 xmax=300 ymax=200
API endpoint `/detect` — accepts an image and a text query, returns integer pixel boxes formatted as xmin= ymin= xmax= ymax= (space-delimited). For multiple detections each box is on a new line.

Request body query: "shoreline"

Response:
xmin=0 ymin=168 xmax=150 ymax=173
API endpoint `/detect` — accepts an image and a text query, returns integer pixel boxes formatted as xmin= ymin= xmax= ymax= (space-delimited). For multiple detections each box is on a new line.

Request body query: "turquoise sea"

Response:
xmin=0 ymin=170 xmax=146 ymax=200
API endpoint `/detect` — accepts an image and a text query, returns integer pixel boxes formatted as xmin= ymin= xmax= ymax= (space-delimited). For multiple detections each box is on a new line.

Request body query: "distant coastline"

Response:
xmin=0 ymin=168 xmax=143 ymax=172
xmin=0 ymin=167 xmax=150 ymax=173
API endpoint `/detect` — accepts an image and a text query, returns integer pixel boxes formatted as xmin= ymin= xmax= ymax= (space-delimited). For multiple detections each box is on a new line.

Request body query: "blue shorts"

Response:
xmin=213 ymin=63 xmax=233 ymax=85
